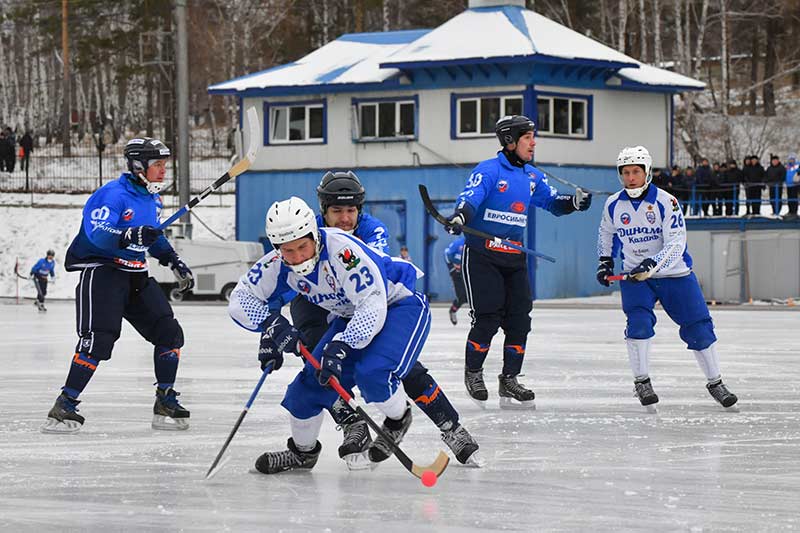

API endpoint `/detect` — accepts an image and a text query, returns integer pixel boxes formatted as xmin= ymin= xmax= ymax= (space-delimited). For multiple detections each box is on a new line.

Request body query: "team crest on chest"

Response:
xmin=646 ymin=205 xmax=656 ymax=224
xmin=338 ymin=248 xmax=360 ymax=271
xmin=620 ymin=212 xmax=631 ymax=225
xmin=529 ymin=177 xmax=537 ymax=195
xmin=122 ymin=208 xmax=134 ymax=221
xmin=325 ymin=274 xmax=337 ymax=291
xmin=497 ymin=180 xmax=509 ymax=193
xmin=297 ymin=279 xmax=311 ymax=294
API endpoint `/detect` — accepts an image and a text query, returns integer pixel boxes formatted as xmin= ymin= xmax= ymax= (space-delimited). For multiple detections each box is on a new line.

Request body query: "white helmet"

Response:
xmin=265 ymin=197 xmax=320 ymax=276
xmin=616 ymin=146 xmax=653 ymax=198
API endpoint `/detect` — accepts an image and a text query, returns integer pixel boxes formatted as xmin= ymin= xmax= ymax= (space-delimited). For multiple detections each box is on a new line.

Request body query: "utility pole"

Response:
xmin=62 ymin=0 xmax=71 ymax=156
xmin=174 ymin=0 xmax=191 ymax=234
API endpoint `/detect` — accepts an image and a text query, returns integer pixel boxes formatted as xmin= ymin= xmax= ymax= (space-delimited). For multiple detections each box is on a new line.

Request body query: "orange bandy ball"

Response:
xmin=420 ymin=470 xmax=437 ymax=487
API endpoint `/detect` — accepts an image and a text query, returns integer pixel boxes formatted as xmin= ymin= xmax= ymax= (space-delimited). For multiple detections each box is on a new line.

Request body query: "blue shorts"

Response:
xmin=281 ymin=293 xmax=431 ymax=420
xmin=620 ymin=272 xmax=716 ymax=350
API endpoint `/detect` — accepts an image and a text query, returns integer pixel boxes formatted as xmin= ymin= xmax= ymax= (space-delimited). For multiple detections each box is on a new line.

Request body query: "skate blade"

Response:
xmin=467 ymin=393 xmax=488 ymax=410
xmin=641 ymin=404 xmax=658 ymax=414
xmin=344 ymin=451 xmax=375 ymax=471
xmin=721 ymin=404 xmax=740 ymax=413
xmin=498 ymin=397 xmax=536 ymax=410
xmin=464 ymin=450 xmax=487 ymax=468
xmin=41 ymin=417 xmax=82 ymax=434
xmin=152 ymin=415 xmax=190 ymax=431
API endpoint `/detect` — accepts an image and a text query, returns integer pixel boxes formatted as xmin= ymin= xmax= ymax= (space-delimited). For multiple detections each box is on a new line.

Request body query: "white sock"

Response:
xmin=372 ymin=387 xmax=407 ymax=420
xmin=693 ymin=343 xmax=721 ymax=381
xmin=290 ymin=411 xmax=324 ymax=451
xmin=626 ymin=337 xmax=652 ymax=380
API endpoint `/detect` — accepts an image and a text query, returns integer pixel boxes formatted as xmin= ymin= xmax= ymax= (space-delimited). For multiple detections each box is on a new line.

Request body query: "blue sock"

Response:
xmin=62 ymin=352 xmax=99 ymax=399
xmin=154 ymin=346 xmax=180 ymax=389
xmin=465 ymin=339 xmax=490 ymax=371
xmin=502 ymin=344 xmax=525 ymax=376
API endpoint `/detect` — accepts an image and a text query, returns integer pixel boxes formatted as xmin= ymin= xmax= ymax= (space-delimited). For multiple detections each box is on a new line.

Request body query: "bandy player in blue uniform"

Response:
xmin=446 ymin=115 xmax=592 ymax=409
xmin=229 ymin=197 xmax=482 ymax=474
xmin=41 ymin=138 xmax=195 ymax=433
xmin=30 ymin=249 xmax=56 ymax=311
xmin=288 ymin=170 xmax=391 ymax=468
xmin=596 ymin=146 xmax=738 ymax=411
xmin=443 ymin=236 xmax=466 ymax=325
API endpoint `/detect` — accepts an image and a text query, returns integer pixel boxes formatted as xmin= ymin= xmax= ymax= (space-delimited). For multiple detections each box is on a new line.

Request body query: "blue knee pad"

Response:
xmin=75 ymin=331 xmax=118 ymax=361
xmin=679 ymin=318 xmax=717 ymax=350
xmin=625 ymin=308 xmax=656 ymax=340
xmin=153 ymin=317 xmax=184 ymax=348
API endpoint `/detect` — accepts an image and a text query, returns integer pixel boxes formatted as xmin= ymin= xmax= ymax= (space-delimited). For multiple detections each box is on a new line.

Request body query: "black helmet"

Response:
xmin=124 ymin=137 xmax=171 ymax=175
xmin=495 ymin=115 xmax=535 ymax=147
xmin=316 ymin=171 xmax=366 ymax=213
xmin=46 ymin=249 xmax=55 ymax=257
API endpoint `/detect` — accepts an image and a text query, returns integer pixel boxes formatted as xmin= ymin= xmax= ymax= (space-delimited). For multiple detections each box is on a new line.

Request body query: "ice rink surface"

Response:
xmin=1 ymin=299 xmax=798 ymax=532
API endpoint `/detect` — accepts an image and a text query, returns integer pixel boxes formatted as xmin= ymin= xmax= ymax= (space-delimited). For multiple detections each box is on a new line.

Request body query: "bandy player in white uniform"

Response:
xmin=596 ymin=146 xmax=739 ymax=412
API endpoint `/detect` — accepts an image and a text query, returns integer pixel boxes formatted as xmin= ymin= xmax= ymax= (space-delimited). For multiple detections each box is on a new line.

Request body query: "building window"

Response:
xmin=455 ymin=94 xmax=523 ymax=137
xmin=356 ymin=99 xmax=416 ymax=140
xmin=268 ymin=102 xmax=325 ymax=144
xmin=536 ymin=95 xmax=588 ymax=138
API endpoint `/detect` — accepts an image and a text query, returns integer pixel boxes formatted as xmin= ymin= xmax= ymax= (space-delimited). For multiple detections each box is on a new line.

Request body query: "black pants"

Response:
xmin=290 ymin=294 xmax=330 ymax=352
xmin=33 ymin=275 xmax=48 ymax=303
xmin=462 ymin=246 xmax=532 ymax=347
xmin=787 ymin=185 xmax=799 ymax=215
xmin=745 ymin=186 xmax=763 ymax=215
xmin=768 ymin=184 xmax=783 ymax=215
xmin=450 ymin=269 xmax=467 ymax=309
xmin=74 ymin=266 xmax=182 ymax=360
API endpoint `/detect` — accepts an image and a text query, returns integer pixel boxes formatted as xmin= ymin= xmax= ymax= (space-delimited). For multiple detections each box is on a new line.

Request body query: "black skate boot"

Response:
xmin=255 ymin=438 xmax=322 ymax=474
xmin=707 ymin=379 xmax=739 ymax=410
xmin=634 ymin=377 xmax=659 ymax=413
xmin=498 ymin=374 xmax=536 ymax=410
xmin=152 ymin=387 xmax=190 ymax=430
xmin=464 ymin=368 xmax=488 ymax=408
xmin=441 ymin=424 xmax=484 ymax=466
xmin=338 ymin=419 xmax=373 ymax=470
xmin=449 ymin=305 xmax=458 ymax=326
xmin=368 ymin=403 xmax=412 ymax=463
xmin=41 ymin=392 xmax=85 ymax=434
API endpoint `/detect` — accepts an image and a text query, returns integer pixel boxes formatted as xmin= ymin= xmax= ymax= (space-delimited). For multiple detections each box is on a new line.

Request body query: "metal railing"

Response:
xmin=659 ymin=183 xmax=799 ymax=218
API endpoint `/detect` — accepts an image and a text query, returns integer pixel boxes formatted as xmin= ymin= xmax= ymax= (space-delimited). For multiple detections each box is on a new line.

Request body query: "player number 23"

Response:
xmin=349 ymin=266 xmax=374 ymax=292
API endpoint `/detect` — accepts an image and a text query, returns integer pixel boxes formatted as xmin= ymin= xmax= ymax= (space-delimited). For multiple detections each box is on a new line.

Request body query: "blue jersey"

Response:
xmin=455 ymin=152 xmax=572 ymax=254
xmin=65 ymin=173 xmax=174 ymax=271
xmin=444 ymin=236 xmax=465 ymax=268
xmin=315 ymin=212 xmax=389 ymax=253
xmin=31 ymin=258 xmax=56 ymax=278
xmin=786 ymin=160 xmax=799 ymax=186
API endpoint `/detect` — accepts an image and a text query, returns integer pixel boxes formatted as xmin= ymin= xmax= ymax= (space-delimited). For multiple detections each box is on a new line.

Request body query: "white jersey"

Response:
xmin=597 ymin=186 xmax=692 ymax=278
xmin=229 ymin=228 xmax=422 ymax=349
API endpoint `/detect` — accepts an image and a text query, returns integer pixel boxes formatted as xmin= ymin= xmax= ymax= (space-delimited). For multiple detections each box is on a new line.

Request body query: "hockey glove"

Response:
xmin=629 ymin=258 xmax=658 ymax=282
xmin=317 ymin=340 xmax=351 ymax=386
xmin=573 ymin=188 xmax=592 ymax=211
xmin=258 ymin=332 xmax=283 ymax=371
xmin=119 ymin=225 xmax=162 ymax=249
xmin=262 ymin=313 xmax=303 ymax=356
xmin=160 ymin=253 xmax=194 ymax=294
xmin=596 ymin=256 xmax=614 ymax=287
xmin=445 ymin=211 xmax=465 ymax=235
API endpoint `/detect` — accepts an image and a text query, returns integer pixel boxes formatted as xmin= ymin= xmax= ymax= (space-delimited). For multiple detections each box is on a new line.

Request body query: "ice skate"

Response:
xmin=706 ymin=379 xmax=739 ymax=411
xmin=441 ymin=423 xmax=485 ymax=467
xmin=634 ymin=377 xmax=659 ymax=413
xmin=35 ymin=301 xmax=46 ymax=312
xmin=152 ymin=387 xmax=190 ymax=430
xmin=338 ymin=418 xmax=373 ymax=471
xmin=449 ymin=305 xmax=458 ymax=326
xmin=255 ymin=438 xmax=322 ymax=474
xmin=498 ymin=374 xmax=536 ymax=410
xmin=41 ymin=392 xmax=85 ymax=434
xmin=464 ymin=368 xmax=488 ymax=409
xmin=368 ymin=403 xmax=412 ymax=463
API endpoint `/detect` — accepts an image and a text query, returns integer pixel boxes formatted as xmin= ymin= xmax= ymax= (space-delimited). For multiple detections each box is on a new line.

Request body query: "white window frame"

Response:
xmin=269 ymin=103 xmax=324 ymax=144
xmin=356 ymin=100 xmax=416 ymax=140
xmin=536 ymin=96 xmax=588 ymax=138
xmin=456 ymin=95 xmax=523 ymax=138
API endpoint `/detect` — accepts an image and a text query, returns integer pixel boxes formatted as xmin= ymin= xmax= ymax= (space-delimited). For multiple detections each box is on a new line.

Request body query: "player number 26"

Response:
xmin=349 ymin=266 xmax=374 ymax=292
xmin=670 ymin=213 xmax=684 ymax=229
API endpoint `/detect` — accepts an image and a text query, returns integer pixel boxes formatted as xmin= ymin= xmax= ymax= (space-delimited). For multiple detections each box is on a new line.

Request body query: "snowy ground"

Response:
xmin=1 ymin=299 xmax=798 ymax=531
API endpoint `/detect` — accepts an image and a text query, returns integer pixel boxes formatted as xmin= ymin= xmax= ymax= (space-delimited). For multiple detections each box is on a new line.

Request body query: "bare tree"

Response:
xmin=617 ymin=0 xmax=627 ymax=52
xmin=638 ymin=0 xmax=647 ymax=61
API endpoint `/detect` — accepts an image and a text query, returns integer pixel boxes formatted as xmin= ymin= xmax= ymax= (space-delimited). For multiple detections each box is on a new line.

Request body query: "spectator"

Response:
xmin=399 ymin=245 xmax=411 ymax=262
xmin=765 ymin=154 xmax=785 ymax=217
xmin=19 ymin=131 xmax=33 ymax=173
xmin=710 ymin=161 xmax=725 ymax=216
xmin=723 ymin=159 xmax=742 ymax=216
xmin=651 ymin=167 xmax=667 ymax=189
xmin=683 ymin=166 xmax=696 ymax=215
xmin=742 ymin=155 xmax=765 ymax=216
xmin=668 ymin=165 xmax=683 ymax=200
xmin=785 ymin=154 xmax=799 ymax=220
xmin=3 ymin=127 xmax=15 ymax=172
xmin=695 ymin=158 xmax=713 ymax=216
xmin=0 ymin=130 xmax=10 ymax=172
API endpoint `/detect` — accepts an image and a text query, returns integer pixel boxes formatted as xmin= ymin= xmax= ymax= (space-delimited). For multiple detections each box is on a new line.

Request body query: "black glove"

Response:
xmin=629 ymin=258 xmax=657 ymax=282
xmin=258 ymin=333 xmax=283 ymax=371
xmin=262 ymin=313 xmax=302 ymax=356
xmin=160 ymin=252 xmax=194 ymax=294
xmin=119 ymin=226 xmax=162 ymax=249
xmin=573 ymin=188 xmax=592 ymax=211
xmin=596 ymin=256 xmax=614 ymax=287
xmin=445 ymin=211 xmax=465 ymax=235
xmin=317 ymin=340 xmax=351 ymax=386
